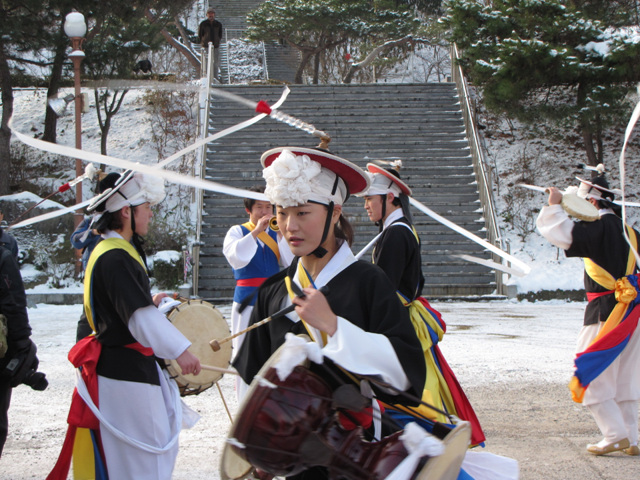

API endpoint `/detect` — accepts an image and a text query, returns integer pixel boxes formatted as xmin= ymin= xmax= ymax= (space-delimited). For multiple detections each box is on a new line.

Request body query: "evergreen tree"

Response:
xmin=441 ymin=0 xmax=640 ymax=166
xmin=246 ymin=0 xmax=422 ymax=84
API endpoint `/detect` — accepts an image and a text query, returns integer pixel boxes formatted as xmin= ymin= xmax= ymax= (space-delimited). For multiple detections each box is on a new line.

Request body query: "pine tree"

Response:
xmin=441 ymin=0 xmax=640 ymax=165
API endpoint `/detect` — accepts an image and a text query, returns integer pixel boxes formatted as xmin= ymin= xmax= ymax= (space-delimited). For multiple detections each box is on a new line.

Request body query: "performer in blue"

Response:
xmin=223 ymin=185 xmax=292 ymax=398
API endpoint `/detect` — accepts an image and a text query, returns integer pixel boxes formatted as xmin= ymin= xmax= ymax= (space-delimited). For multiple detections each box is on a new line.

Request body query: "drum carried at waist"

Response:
xmin=220 ymin=335 xmax=471 ymax=480
xmin=163 ymin=299 xmax=232 ymax=396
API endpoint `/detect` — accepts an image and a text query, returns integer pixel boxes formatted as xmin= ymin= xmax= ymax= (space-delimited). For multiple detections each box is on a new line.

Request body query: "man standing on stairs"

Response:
xmin=222 ymin=186 xmax=292 ymax=399
xmin=360 ymin=160 xmax=485 ymax=446
xmin=537 ymin=175 xmax=640 ymax=457
xmin=198 ymin=7 xmax=223 ymax=81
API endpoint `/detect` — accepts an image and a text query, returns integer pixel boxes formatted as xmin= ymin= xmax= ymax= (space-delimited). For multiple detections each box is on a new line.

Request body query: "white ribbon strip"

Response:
xmin=386 ymin=422 xmax=445 ymax=480
xmin=8 ymin=198 xmax=95 ymax=230
xmin=7 ymin=87 xmax=293 ymax=229
xmin=618 ymin=89 xmax=640 ymax=266
xmin=408 ymin=197 xmax=531 ymax=276
xmin=354 ymin=232 xmax=383 ymax=260
xmin=451 ymin=253 xmax=527 ymax=277
xmin=74 ymin=368 xmax=182 ymax=454
xmin=516 ymin=183 xmax=640 ymax=207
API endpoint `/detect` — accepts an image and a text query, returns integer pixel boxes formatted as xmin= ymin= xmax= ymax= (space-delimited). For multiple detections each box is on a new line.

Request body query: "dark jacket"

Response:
xmin=0 ymin=246 xmax=31 ymax=371
xmin=198 ymin=19 xmax=223 ymax=48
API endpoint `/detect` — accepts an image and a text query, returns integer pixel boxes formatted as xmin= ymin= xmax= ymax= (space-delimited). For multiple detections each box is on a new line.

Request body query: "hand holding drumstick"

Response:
xmin=210 ymin=285 xmax=330 ymax=352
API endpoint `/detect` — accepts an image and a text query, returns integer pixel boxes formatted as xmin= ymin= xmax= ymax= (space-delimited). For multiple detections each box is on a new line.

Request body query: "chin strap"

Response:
xmin=309 ymin=174 xmax=341 ymax=258
xmin=375 ymin=194 xmax=387 ymax=233
xmin=130 ymin=208 xmax=148 ymax=268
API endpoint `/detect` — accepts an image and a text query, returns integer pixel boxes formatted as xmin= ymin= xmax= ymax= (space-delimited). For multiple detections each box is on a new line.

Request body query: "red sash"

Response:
xmin=47 ymin=337 xmax=154 ymax=480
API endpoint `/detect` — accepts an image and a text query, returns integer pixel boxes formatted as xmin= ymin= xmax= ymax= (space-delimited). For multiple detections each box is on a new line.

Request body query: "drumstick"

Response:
xmin=209 ymin=285 xmax=330 ymax=352
xmin=200 ymin=364 xmax=239 ymax=375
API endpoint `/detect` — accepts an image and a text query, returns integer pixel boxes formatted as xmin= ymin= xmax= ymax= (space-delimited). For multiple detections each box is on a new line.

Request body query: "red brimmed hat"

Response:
xmin=261 ymin=147 xmax=370 ymax=197
xmin=366 ymin=162 xmax=412 ymax=196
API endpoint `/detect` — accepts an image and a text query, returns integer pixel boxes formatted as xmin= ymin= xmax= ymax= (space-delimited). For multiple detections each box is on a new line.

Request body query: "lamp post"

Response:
xmin=64 ymin=11 xmax=86 ymax=276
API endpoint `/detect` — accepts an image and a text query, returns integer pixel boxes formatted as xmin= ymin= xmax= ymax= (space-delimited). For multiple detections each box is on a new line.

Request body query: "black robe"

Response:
xmin=373 ymin=216 xmax=425 ymax=301
xmin=566 ymin=213 xmax=640 ymax=325
xmin=233 ymin=258 xmax=426 ymax=406
xmin=89 ymin=249 xmax=160 ymax=385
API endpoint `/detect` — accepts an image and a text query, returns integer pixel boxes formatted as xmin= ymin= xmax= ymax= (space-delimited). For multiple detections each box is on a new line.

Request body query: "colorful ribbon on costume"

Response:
xmin=390 ymin=294 xmax=486 ymax=447
xmin=569 ymin=274 xmax=640 ymax=403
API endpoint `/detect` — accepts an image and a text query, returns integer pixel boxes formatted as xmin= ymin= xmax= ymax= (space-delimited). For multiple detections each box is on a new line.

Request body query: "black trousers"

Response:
xmin=0 ymin=377 xmax=12 ymax=457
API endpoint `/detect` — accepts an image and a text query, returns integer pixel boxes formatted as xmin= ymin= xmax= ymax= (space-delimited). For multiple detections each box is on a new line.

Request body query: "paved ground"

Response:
xmin=2 ymin=300 xmax=639 ymax=479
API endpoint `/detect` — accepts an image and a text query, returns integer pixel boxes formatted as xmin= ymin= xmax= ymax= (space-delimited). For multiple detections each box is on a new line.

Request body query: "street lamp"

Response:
xmin=64 ymin=11 xmax=86 ymax=276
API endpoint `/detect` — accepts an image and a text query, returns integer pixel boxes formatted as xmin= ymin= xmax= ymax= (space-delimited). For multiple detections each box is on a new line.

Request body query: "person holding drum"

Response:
xmin=537 ymin=175 xmax=640 ymax=457
xmin=223 ymin=185 xmax=293 ymax=398
xmin=49 ymin=170 xmax=201 ymax=480
xmin=232 ymin=146 xmax=427 ymax=478
xmin=359 ymin=160 xmax=485 ymax=446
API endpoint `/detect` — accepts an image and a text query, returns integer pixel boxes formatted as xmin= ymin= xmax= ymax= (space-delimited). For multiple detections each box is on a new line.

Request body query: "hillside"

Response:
xmin=5 ymin=79 xmax=640 ymax=297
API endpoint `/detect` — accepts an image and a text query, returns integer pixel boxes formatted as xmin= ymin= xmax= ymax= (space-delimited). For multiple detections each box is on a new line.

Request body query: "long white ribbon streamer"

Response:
xmin=516 ymin=182 xmax=640 ymax=207
xmin=7 ymin=87 xmax=294 ymax=229
xmin=408 ymin=197 xmax=531 ymax=276
xmin=618 ymin=89 xmax=640 ymax=265
xmin=451 ymin=254 xmax=526 ymax=277
xmin=354 ymin=232 xmax=383 ymax=260
xmin=75 ymin=368 xmax=182 ymax=454
xmin=8 ymin=198 xmax=94 ymax=230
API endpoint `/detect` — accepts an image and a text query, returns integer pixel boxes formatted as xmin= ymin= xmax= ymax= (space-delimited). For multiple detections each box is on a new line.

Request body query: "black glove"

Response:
xmin=2 ymin=339 xmax=47 ymax=390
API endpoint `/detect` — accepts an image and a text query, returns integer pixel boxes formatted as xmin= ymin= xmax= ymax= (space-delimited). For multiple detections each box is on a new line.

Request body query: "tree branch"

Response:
xmin=342 ymin=35 xmax=428 ymax=84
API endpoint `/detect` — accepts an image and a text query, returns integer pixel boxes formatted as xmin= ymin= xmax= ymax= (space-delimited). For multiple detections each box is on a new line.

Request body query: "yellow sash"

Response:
xmin=242 ymin=221 xmax=280 ymax=263
xmin=570 ymin=226 xmax=639 ymax=402
xmin=83 ymin=237 xmax=146 ymax=333
xmin=583 ymin=225 xmax=637 ymax=290
xmin=391 ymin=294 xmax=453 ymax=423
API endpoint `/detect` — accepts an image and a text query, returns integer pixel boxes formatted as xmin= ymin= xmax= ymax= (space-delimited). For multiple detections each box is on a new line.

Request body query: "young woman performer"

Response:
xmin=232 ymin=147 xmax=426 ymax=479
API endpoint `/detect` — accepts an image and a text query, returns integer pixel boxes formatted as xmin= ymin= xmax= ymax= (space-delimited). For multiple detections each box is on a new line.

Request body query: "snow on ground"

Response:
xmin=2 ymin=299 xmax=588 ymax=480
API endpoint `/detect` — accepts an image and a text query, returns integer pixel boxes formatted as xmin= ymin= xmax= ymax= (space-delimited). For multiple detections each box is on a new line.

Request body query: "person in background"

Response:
xmin=0 ymin=211 xmax=18 ymax=259
xmin=198 ymin=7 xmax=223 ymax=81
xmin=360 ymin=160 xmax=485 ymax=446
xmin=0 ymin=224 xmax=46 ymax=458
xmin=222 ymin=185 xmax=292 ymax=399
xmin=71 ymin=173 xmax=118 ymax=342
xmin=537 ymin=174 xmax=640 ymax=456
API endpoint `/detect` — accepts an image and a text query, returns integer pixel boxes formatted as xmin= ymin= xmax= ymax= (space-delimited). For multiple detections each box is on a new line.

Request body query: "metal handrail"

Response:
xmin=261 ymin=41 xmax=269 ymax=82
xmin=192 ymin=42 xmax=215 ymax=297
xmin=450 ymin=43 xmax=507 ymax=295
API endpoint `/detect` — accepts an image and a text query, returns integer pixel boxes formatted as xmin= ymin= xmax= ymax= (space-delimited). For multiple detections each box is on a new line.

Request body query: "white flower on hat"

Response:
xmin=264 ymin=149 xmax=324 ymax=207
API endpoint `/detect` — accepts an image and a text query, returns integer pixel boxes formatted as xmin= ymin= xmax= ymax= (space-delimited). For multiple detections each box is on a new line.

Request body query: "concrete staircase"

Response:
xmin=196 ymin=83 xmax=497 ymax=301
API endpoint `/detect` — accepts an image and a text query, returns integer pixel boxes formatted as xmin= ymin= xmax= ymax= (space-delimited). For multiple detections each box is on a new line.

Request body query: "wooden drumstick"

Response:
xmin=210 ymin=315 xmax=276 ymax=351
xmin=200 ymin=364 xmax=239 ymax=376
xmin=209 ymin=285 xmax=330 ymax=352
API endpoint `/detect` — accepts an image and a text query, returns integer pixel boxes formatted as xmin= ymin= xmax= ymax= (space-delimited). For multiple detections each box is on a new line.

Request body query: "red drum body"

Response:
xmin=227 ymin=364 xmax=409 ymax=479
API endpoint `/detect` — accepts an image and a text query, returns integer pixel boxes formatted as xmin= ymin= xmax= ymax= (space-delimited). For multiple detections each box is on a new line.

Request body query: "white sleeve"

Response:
xmin=278 ymin=235 xmax=294 ymax=268
xmin=322 ymin=317 xmax=410 ymax=391
xmin=129 ymin=305 xmax=191 ymax=360
xmin=536 ymin=204 xmax=574 ymax=250
xmin=222 ymin=225 xmax=258 ymax=269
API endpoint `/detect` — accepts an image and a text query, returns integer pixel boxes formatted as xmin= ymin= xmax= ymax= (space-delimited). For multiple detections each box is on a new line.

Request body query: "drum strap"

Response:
xmin=83 ymin=237 xmax=146 ymax=333
xmin=583 ymin=225 xmax=638 ymax=293
xmin=242 ymin=221 xmax=280 ymax=263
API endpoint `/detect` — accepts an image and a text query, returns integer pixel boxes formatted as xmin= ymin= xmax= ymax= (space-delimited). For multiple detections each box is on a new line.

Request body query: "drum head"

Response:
xmin=220 ymin=334 xmax=312 ymax=480
xmin=561 ymin=192 xmax=599 ymax=222
xmin=417 ymin=421 xmax=471 ymax=480
xmin=166 ymin=300 xmax=231 ymax=389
